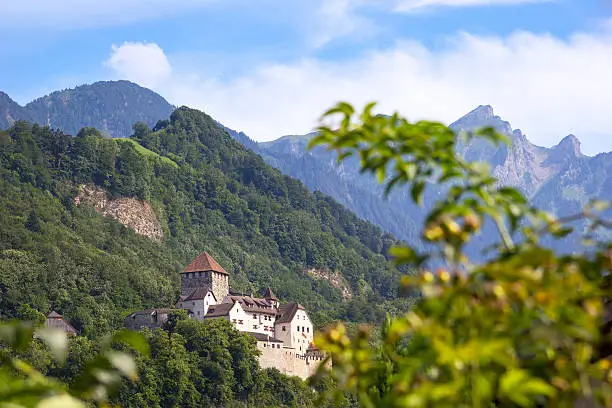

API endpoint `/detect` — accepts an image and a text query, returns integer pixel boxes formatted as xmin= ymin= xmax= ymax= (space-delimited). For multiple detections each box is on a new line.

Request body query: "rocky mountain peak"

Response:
xmin=465 ymin=105 xmax=495 ymax=122
xmin=450 ymin=105 xmax=513 ymax=135
xmin=554 ymin=134 xmax=582 ymax=156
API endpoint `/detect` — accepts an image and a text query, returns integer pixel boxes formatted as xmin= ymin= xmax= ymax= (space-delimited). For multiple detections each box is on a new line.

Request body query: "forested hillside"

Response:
xmin=0 ymin=107 xmax=414 ymax=339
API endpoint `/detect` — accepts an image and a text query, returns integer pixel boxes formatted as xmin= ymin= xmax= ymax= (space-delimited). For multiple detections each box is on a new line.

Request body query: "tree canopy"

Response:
xmin=311 ymin=102 xmax=612 ymax=407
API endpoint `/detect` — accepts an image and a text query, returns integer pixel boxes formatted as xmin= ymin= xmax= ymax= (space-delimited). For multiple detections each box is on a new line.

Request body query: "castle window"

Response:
xmin=282 ymin=326 xmax=286 ymax=332
xmin=297 ymin=326 xmax=300 ymax=332
xmin=238 ymin=320 xmax=243 ymax=324
xmin=253 ymin=315 xmax=257 ymax=319
xmin=307 ymin=327 xmax=309 ymax=333
xmin=197 ymin=311 xmax=200 ymax=316
xmin=253 ymin=325 xmax=258 ymax=330
xmin=302 ymin=327 xmax=304 ymax=333
xmin=192 ymin=302 xmax=195 ymax=306
xmin=233 ymin=319 xmax=237 ymax=323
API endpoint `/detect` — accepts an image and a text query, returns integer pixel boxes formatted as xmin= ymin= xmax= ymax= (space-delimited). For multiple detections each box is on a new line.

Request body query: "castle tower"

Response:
xmin=181 ymin=251 xmax=229 ymax=301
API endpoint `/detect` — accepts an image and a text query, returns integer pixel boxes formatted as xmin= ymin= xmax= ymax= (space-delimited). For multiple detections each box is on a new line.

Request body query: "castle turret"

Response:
xmin=263 ymin=287 xmax=279 ymax=308
xmin=181 ymin=251 xmax=229 ymax=301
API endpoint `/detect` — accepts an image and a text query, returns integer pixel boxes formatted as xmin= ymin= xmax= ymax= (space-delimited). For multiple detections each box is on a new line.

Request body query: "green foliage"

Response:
xmin=0 ymin=320 xmax=146 ymax=407
xmin=0 ymin=109 xmax=414 ymax=340
xmin=311 ymin=102 xmax=612 ymax=407
xmin=17 ymin=304 xmax=46 ymax=326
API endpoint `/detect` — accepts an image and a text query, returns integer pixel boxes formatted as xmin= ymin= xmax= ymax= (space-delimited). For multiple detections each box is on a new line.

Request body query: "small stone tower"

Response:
xmin=181 ymin=251 xmax=230 ymax=301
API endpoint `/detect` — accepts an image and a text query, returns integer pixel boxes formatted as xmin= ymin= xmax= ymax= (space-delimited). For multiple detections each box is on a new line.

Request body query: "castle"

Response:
xmin=126 ymin=251 xmax=326 ymax=380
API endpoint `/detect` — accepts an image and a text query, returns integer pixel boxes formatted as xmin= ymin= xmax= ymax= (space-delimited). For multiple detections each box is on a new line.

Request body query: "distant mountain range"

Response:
xmin=2 ymin=80 xmax=609 ymax=254
xmin=0 ymin=81 xmax=174 ymax=138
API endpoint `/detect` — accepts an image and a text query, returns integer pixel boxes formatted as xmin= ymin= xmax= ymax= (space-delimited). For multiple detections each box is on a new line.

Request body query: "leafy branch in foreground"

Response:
xmin=0 ymin=321 xmax=147 ymax=407
xmin=310 ymin=102 xmax=612 ymax=407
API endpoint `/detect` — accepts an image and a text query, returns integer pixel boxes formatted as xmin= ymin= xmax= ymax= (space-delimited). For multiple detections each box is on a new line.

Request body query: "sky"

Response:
xmin=0 ymin=0 xmax=611 ymax=154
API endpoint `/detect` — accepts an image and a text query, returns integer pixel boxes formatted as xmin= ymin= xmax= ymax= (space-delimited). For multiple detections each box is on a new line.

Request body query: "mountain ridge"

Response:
xmin=1 ymin=80 xmax=609 ymax=256
xmin=0 ymin=80 xmax=174 ymax=138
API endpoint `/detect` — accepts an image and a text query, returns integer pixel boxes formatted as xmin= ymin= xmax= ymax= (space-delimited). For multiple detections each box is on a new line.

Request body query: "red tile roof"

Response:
xmin=182 ymin=251 xmax=228 ymax=275
xmin=45 ymin=311 xmax=77 ymax=335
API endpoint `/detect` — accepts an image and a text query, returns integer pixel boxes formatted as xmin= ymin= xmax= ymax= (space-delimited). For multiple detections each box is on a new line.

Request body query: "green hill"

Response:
xmin=0 ymin=107 xmax=415 ymax=338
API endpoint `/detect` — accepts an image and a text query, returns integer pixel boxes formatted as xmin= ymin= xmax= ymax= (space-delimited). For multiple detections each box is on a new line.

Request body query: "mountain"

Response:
xmin=0 ymin=91 xmax=32 ymax=128
xmin=0 ymin=81 xmax=174 ymax=137
xmin=0 ymin=107 xmax=414 ymax=340
xmin=247 ymin=105 xmax=609 ymax=256
xmin=2 ymin=80 xmax=605 ymax=255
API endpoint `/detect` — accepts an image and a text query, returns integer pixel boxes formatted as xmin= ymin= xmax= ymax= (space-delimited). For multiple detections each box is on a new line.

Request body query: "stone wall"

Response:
xmin=211 ymin=272 xmax=229 ymax=302
xmin=180 ymin=272 xmax=212 ymax=297
xmin=256 ymin=344 xmax=328 ymax=380
xmin=124 ymin=311 xmax=168 ymax=331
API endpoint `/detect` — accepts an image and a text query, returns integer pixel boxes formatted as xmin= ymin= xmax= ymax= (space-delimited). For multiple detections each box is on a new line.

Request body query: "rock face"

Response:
xmin=74 ymin=184 xmax=163 ymax=241
xmin=0 ymin=92 xmax=32 ymax=129
xmin=230 ymin=105 xmax=608 ymax=257
xmin=305 ymin=268 xmax=353 ymax=300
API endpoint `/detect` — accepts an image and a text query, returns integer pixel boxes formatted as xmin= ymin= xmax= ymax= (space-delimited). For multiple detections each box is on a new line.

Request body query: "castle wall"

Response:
xmin=275 ymin=309 xmax=313 ymax=352
xmin=228 ymin=303 xmax=249 ymax=331
xmin=177 ymin=291 xmax=216 ymax=321
xmin=211 ymin=272 xmax=229 ymax=301
xmin=256 ymin=344 xmax=328 ymax=380
xmin=181 ymin=272 xmax=212 ymax=296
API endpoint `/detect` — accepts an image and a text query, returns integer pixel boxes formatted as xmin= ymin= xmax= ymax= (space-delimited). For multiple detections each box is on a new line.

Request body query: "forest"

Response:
xmin=0 ymin=107 xmax=421 ymax=406
xmin=0 ymin=107 xmax=416 ymax=337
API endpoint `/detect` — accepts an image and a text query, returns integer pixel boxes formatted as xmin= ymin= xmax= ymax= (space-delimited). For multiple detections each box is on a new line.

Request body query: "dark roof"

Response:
xmin=225 ymin=295 xmax=278 ymax=315
xmin=204 ymin=303 xmax=235 ymax=317
xmin=276 ymin=301 xmax=306 ymax=324
xmin=45 ymin=314 xmax=77 ymax=334
xmin=263 ymin=287 xmax=279 ymax=301
xmin=246 ymin=332 xmax=283 ymax=343
xmin=182 ymin=251 xmax=228 ymax=275
xmin=129 ymin=308 xmax=174 ymax=317
xmin=184 ymin=287 xmax=215 ymax=301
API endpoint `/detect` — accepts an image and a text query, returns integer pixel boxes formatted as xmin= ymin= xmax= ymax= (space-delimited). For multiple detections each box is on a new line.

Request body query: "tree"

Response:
xmin=25 ymin=210 xmax=41 ymax=232
xmin=311 ymin=102 xmax=612 ymax=407
xmin=17 ymin=303 xmax=46 ymax=326
xmin=0 ymin=321 xmax=148 ymax=407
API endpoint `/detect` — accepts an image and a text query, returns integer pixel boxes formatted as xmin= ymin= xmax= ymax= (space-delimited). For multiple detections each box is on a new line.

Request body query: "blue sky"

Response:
xmin=1 ymin=0 xmax=611 ymax=153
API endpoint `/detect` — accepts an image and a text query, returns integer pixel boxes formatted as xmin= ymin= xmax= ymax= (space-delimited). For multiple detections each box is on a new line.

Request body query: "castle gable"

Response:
xmin=184 ymin=287 xmax=216 ymax=301
xmin=276 ymin=301 xmax=305 ymax=324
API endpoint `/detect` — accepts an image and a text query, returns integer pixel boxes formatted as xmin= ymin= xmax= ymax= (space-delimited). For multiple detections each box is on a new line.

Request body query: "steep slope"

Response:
xmin=0 ymin=81 xmax=174 ymax=137
xmin=0 ymin=92 xmax=32 ymax=129
xmin=0 ymin=109 xmax=413 ymax=338
xmin=251 ymin=105 xmax=606 ymax=256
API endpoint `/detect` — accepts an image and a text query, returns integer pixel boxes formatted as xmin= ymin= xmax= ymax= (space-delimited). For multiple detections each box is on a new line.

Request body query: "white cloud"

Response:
xmin=106 ymin=26 xmax=612 ymax=155
xmin=105 ymin=42 xmax=172 ymax=88
xmin=394 ymin=0 xmax=550 ymax=12
xmin=311 ymin=0 xmax=379 ymax=48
